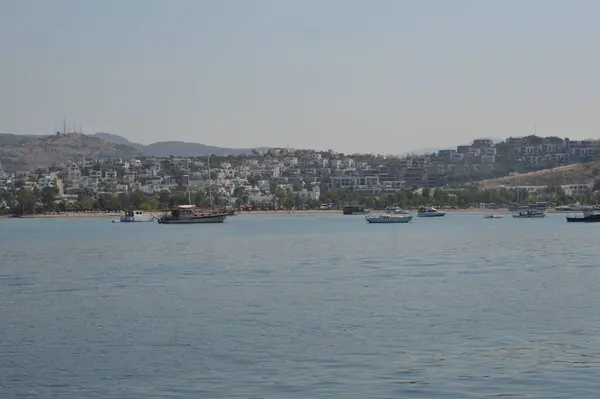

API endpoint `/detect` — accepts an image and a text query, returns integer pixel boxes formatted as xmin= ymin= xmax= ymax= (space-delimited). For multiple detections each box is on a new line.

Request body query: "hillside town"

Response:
xmin=1 ymin=134 xmax=600 ymax=212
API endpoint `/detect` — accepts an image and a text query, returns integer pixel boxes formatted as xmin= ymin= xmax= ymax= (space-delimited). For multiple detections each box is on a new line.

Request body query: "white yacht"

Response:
xmin=417 ymin=207 xmax=445 ymax=217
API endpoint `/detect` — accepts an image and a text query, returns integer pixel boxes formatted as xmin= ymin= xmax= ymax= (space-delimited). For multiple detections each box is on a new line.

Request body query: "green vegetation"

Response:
xmin=4 ymin=184 xmax=596 ymax=216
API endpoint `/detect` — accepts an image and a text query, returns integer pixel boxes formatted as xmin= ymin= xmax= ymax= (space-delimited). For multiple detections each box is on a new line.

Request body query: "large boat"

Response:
xmin=417 ymin=207 xmax=445 ymax=217
xmin=157 ymin=205 xmax=228 ymax=224
xmin=366 ymin=208 xmax=412 ymax=223
xmin=566 ymin=209 xmax=600 ymax=223
xmin=119 ymin=210 xmax=154 ymax=223
xmin=512 ymin=209 xmax=546 ymax=218
xmin=342 ymin=205 xmax=367 ymax=215
xmin=157 ymin=156 xmax=227 ymax=224
xmin=555 ymin=201 xmax=592 ymax=212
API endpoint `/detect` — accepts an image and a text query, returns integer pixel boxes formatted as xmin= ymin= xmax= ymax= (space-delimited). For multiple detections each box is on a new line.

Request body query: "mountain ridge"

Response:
xmin=0 ymin=132 xmax=272 ymax=170
xmin=91 ymin=132 xmax=269 ymax=157
xmin=0 ymin=132 xmax=141 ymax=171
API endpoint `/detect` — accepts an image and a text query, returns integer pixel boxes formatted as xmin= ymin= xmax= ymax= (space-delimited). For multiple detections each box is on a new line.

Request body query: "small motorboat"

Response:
xmin=484 ymin=214 xmax=503 ymax=219
xmin=366 ymin=208 xmax=413 ymax=224
xmin=417 ymin=207 xmax=445 ymax=217
xmin=512 ymin=209 xmax=546 ymax=218
xmin=115 ymin=210 xmax=155 ymax=223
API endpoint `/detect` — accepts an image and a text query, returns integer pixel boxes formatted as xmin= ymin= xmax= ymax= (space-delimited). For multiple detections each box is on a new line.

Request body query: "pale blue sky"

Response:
xmin=1 ymin=0 xmax=599 ymax=153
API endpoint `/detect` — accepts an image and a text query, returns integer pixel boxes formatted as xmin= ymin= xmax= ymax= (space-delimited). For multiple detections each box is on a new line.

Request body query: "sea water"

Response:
xmin=1 ymin=212 xmax=599 ymax=398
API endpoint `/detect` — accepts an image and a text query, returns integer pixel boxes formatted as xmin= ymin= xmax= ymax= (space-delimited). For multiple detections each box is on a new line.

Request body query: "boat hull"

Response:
xmin=566 ymin=215 xmax=600 ymax=223
xmin=417 ymin=212 xmax=445 ymax=217
xmin=120 ymin=216 xmax=154 ymax=222
xmin=157 ymin=213 xmax=227 ymax=224
xmin=366 ymin=216 xmax=412 ymax=224
xmin=512 ymin=214 xmax=546 ymax=218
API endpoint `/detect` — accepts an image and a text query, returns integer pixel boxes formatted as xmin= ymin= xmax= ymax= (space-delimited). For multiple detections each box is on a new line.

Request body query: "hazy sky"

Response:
xmin=2 ymin=0 xmax=600 ymax=154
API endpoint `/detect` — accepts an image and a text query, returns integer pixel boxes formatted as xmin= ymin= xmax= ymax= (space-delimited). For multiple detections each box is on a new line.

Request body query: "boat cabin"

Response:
xmin=162 ymin=205 xmax=196 ymax=218
xmin=124 ymin=210 xmax=144 ymax=218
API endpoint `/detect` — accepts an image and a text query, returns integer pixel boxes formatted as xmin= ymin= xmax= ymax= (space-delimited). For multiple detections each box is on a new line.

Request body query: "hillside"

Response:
xmin=92 ymin=133 xmax=268 ymax=157
xmin=0 ymin=133 xmax=141 ymax=170
xmin=92 ymin=132 xmax=145 ymax=151
xmin=0 ymin=133 xmax=52 ymax=146
xmin=478 ymin=162 xmax=600 ymax=188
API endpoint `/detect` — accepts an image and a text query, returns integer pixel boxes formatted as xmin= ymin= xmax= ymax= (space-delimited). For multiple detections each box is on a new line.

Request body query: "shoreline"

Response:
xmin=0 ymin=207 xmax=572 ymax=220
xmin=0 ymin=212 xmax=123 ymax=219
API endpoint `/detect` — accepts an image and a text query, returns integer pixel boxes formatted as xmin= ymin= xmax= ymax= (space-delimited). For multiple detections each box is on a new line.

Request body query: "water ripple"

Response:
xmin=1 ymin=213 xmax=600 ymax=398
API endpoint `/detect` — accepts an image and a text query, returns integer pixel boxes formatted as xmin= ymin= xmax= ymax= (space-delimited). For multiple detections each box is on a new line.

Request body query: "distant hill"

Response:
xmin=0 ymin=133 xmax=141 ymax=171
xmin=92 ymin=132 xmax=144 ymax=151
xmin=92 ymin=132 xmax=268 ymax=157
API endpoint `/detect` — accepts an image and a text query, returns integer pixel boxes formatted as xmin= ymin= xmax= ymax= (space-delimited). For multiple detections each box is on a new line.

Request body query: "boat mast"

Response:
xmin=208 ymin=155 xmax=212 ymax=210
xmin=187 ymin=158 xmax=191 ymax=205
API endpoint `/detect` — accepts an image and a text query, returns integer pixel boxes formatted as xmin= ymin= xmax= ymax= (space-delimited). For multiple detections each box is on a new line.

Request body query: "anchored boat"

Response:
xmin=119 ymin=210 xmax=154 ymax=223
xmin=156 ymin=155 xmax=227 ymax=224
xmin=417 ymin=207 xmax=445 ymax=217
xmin=512 ymin=209 xmax=546 ymax=218
xmin=566 ymin=209 xmax=600 ymax=223
xmin=157 ymin=205 xmax=227 ymax=224
xmin=366 ymin=208 xmax=412 ymax=224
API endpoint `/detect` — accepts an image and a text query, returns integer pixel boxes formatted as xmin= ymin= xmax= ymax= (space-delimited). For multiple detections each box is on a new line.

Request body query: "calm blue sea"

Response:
xmin=1 ymin=212 xmax=600 ymax=398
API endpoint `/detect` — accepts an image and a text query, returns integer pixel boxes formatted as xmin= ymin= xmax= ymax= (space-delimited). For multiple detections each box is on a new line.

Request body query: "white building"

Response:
xmin=38 ymin=175 xmax=55 ymax=188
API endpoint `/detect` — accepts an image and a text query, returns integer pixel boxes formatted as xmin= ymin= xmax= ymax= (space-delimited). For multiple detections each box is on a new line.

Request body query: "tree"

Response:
xmin=40 ymin=186 xmax=59 ymax=211
xmin=421 ymin=187 xmax=431 ymax=200
xmin=128 ymin=190 xmax=147 ymax=208
xmin=158 ymin=190 xmax=171 ymax=207
xmin=233 ymin=186 xmax=247 ymax=198
xmin=16 ymin=188 xmax=37 ymax=214
xmin=140 ymin=199 xmax=159 ymax=211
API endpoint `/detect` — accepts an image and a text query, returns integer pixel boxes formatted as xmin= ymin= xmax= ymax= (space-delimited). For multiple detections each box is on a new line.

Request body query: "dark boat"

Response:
xmin=566 ymin=210 xmax=600 ymax=223
xmin=157 ymin=205 xmax=227 ymax=224
xmin=342 ymin=205 xmax=367 ymax=215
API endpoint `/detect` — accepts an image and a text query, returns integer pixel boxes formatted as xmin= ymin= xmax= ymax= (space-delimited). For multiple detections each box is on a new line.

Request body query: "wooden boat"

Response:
xmin=157 ymin=156 xmax=227 ymax=224
xmin=157 ymin=205 xmax=227 ymax=224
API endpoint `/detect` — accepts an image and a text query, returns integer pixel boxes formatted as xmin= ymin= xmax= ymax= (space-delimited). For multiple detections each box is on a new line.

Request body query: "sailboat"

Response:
xmin=156 ymin=156 xmax=228 ymax=224
xmin=508 ymin=181 xmax=528 ymax=212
